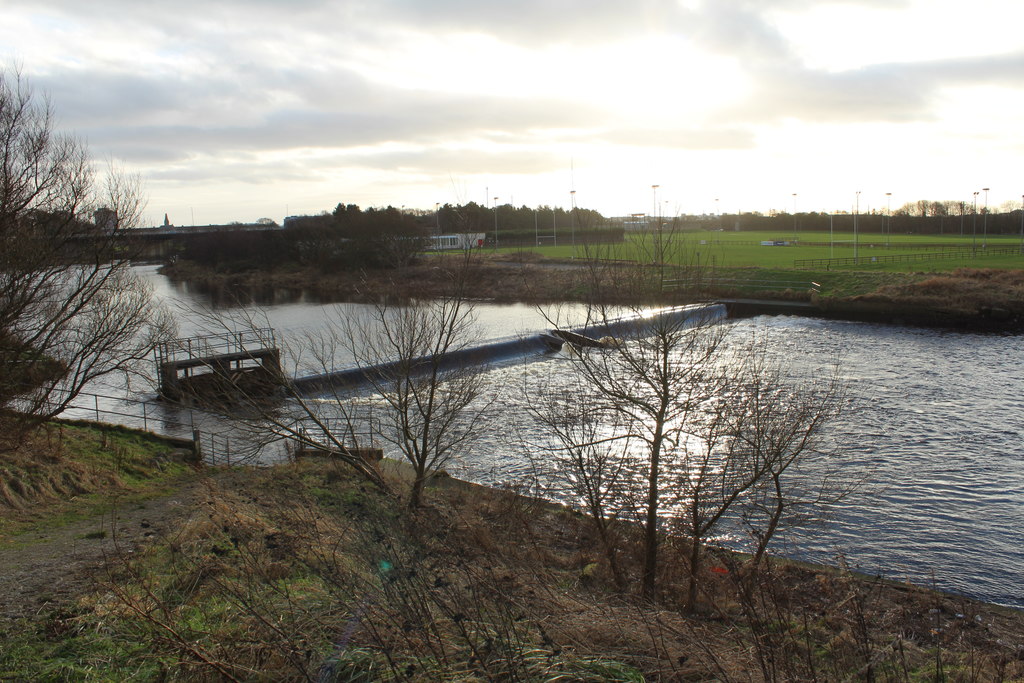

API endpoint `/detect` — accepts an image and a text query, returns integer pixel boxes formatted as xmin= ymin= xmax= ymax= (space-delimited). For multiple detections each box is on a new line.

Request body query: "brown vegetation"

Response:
xmin=0 ymin=423 xmax=193 ymax=526
xmin=161 ymin=254 xmax=654 ymax=306
xmin=860 ymin=268 xmax=1024 ymax=316
xmin=3 ymin=446 xmax=1023 ymax=680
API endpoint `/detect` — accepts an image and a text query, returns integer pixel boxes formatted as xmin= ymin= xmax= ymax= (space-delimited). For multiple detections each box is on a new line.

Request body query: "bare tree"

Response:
xmin=336 ymin=272 xmax=489 ymax=508
xmin=727 ymin=344 xmax=850 ymax=570
xmin=175 ymin=251 xmax=489 ymax=506
xmin=1 ymin=67 xmax=168 ymax=447
xmin=542 ymin=253 xmax=730 ymax=602
xmin=522 ymin=375 xmax=636 ymax=590
xmin=536 ymin=224 xmax=848 ymax=608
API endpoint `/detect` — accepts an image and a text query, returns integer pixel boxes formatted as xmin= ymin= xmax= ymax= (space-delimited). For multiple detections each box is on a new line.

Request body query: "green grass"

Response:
xmin=494 ymin=230 xmax=1024 ymax=273
xmin=0 ymin=422 xmax=195 ymax=538
xmin=0 ymin=624 xmax=168 ymax=682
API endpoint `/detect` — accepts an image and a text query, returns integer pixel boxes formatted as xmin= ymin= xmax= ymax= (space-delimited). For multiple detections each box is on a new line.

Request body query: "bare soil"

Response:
xmin=0 ymin=473 xmax=213 ymax=624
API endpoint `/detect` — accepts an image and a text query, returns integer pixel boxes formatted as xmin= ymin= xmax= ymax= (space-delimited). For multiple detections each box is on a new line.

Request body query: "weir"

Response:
xmin=291 ymin=303 xmax=726 ymax=395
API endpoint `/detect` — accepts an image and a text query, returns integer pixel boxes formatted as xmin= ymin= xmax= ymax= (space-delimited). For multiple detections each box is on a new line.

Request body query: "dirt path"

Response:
xmin=0 ymin=476 xmax=214 ymax=624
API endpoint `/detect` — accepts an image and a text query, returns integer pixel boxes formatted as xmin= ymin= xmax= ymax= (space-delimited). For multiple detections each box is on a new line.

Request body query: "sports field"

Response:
xmin=502 ymin=230 xmax=1024 ymax=272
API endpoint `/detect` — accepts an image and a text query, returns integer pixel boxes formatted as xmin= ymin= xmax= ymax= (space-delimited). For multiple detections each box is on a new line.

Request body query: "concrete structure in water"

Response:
xmin=156 ymin=329 xmax=283 ymax=400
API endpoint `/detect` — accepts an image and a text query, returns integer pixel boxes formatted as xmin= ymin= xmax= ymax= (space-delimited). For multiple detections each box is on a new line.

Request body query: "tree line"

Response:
xmin=693 ymin=207 xmax=1024 ymax=236
xmin=177 ymin=201 xmax=623 ymax=272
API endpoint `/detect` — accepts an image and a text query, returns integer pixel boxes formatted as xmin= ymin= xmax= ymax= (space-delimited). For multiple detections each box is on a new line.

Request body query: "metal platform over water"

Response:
xmin=156 ymin=328 xmax=282 ymax=400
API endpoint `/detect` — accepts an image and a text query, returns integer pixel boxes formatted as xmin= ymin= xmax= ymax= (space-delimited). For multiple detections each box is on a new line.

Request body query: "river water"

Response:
xmin=69 ymin=265 xmax=1024 ymax=609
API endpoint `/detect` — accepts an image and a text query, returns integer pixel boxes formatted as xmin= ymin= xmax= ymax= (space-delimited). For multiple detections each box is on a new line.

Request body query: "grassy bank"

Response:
xmin=2 ymin=431 xmax=1023 ymax=681
xmin=162 ymin=252 xmax=1024 ymax=332
xmin=0 ymin=422 xmax=196 ymax=539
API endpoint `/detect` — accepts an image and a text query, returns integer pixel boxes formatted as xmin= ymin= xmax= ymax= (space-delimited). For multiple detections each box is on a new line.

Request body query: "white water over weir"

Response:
xmin=290 ymin=303 xmax=727 ymax=394
xmin=55 ymin=267 xmax=1024 ymax=610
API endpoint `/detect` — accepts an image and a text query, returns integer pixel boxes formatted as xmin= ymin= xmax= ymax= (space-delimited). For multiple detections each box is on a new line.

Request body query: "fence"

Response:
xmin=794 ymin=245 xmax=1023 ymax=269
xmin=57 ymin=390 xmax=243 ymax=466
xmin=155 ymin=328 xmax=277 ymax=366
xmin=57 ymin=390 xmax=194 ymax=437
xmin=291 ymin=412 xmax=382 ymax=455
xmin=663 ymin=277 xmax=820 ymax=295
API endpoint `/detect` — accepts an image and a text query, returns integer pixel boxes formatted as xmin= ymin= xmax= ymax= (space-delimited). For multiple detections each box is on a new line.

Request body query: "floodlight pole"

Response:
xmin=982 ymin=187 xmax=990 ymax=248
xmin=830 ymin=212 xmax=834 ymax=259
xmin=885 ymin=192 xmax=892 ymax=248
xmin=972 ymin=191 xmax=979 ymax=256
xmin=854 ymin=191 xmax=861 ymax=263
xmin=493 ymin=196 xmax=499 ymax=250
xmin=792 ymin=193 xmax=797 ymax=243
xmin=570 ymin=190 xmax=577 ymax=256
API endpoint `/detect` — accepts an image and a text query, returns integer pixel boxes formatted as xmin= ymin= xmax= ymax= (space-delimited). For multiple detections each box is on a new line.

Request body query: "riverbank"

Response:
xmin=160 ymin=256 xmax=1024 ymax=332
xmin=2 ymin=423 xmax=1023 ymax=680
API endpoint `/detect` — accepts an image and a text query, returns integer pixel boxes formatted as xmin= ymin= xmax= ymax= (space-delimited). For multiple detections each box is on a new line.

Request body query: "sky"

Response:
xmin=3 ymin=0 xmax=1023 ymax=226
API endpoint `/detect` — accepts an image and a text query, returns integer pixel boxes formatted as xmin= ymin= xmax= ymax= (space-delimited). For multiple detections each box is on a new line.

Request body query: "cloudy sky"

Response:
xmin=3 ymin=0 xmax=1023 ymax=225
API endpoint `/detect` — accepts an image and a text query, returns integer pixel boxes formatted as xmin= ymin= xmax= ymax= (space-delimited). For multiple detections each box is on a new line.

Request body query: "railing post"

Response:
xmin=94 ymin=394 xmax=100 ymax=422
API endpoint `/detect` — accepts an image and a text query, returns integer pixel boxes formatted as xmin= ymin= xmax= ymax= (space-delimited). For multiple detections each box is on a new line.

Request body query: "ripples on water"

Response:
xmin=105 ymin=267 xmax=1024 ymax=608
xmin=464 ymin=316 xmax=1024 ymax=609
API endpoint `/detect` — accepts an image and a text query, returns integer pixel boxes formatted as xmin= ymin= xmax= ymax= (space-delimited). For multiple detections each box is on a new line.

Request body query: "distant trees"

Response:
xmin=332 ymin=203 xmax=426 ymax=268
xmin=279 ymin=204 xmax=427 ymax=270
xmin=1 ymin=67 xmax=168 ymax=447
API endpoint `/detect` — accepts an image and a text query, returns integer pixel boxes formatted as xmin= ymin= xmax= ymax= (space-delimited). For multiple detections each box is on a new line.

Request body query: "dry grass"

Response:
xmin=7 ymin=458 xmax=1021 ymax=681
xmin=859 ymin=268 xmax=1024 ymax=316
xmin=0 ymin=421 xmax=193 ymax=532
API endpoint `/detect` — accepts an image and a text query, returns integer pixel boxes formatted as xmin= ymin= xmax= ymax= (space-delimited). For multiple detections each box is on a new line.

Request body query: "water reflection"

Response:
xmin=67 ymin=265 xmax=1024 ymax=608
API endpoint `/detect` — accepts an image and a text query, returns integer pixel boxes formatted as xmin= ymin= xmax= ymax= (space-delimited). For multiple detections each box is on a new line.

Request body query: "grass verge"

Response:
xmin=2 ymin=453 xmax=1022 ymax=681
xmin=0 ymin=421 xmax=196 ymax=540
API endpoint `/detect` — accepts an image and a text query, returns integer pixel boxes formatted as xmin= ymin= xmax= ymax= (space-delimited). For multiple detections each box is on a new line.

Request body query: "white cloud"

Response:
xmin=3 ymin=0 xmax=1024 ymax=222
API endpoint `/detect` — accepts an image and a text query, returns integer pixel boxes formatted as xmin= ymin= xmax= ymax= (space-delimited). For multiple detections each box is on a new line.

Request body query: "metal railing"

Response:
xmin=156 ymin=328 xmax=277 ymax=366
xmin=56 ymin=390 xmax=195 ymax=437
xmin=795 ymin=246 xmax=1023 ymax=269
xmin=293 ymin=414 xmax=381 ymax=452
xmin=663 ymin=277 xmax=820 ymax=294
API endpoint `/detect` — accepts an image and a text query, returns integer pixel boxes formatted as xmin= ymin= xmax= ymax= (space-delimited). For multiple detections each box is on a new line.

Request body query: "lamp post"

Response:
xmin=435 ymin=202 xmax=440 ymax=236
xmin=972 ymin=191 xmax=979 ymax=255
xmin=493 ymin=196 xmax=499 ymax=250
xmin=792 ymin=193 xmax=798 ymax=243
xmin=982 ymin=187 xmax=990 ymax=248
xmin=829 ymin=211 xmax=834 ymax=258
xmin=651 ymin=184 xmax=660 ymax=264
xmin=854 ymin=191 xmax=861 ymax=262
xmin=570 ymin=190 xmax=577 ymax=254
xmin=1020 ymin=194 xmax=1024 ymax=254
xmin=885 ymin=192 xmax=892 ymax=248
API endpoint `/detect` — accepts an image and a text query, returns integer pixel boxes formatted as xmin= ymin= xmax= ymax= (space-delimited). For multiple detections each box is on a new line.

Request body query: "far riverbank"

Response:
xmin=160 ymin=256 xmax=1024 ymax=332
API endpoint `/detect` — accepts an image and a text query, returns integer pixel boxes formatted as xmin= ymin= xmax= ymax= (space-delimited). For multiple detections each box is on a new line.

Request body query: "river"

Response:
xmin=66 ymin=265 xmax=1024 ymax=609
